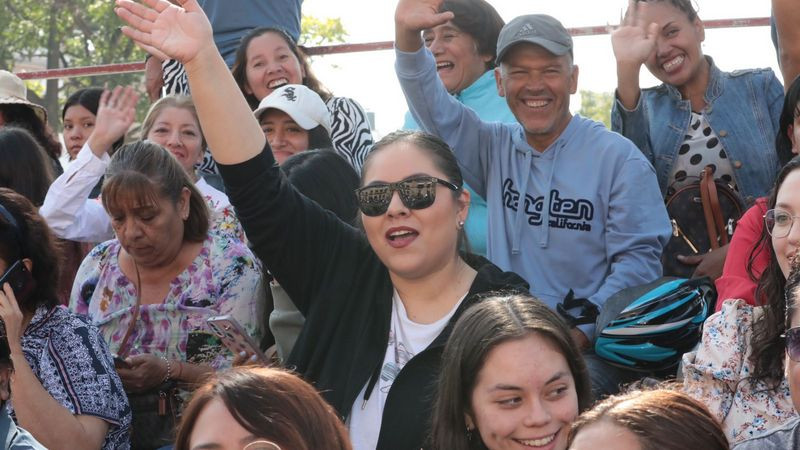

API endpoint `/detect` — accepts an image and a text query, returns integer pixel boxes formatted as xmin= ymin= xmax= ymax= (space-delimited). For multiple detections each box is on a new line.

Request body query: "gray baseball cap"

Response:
xmin=495 ymin=14 xmax=573 ymax=64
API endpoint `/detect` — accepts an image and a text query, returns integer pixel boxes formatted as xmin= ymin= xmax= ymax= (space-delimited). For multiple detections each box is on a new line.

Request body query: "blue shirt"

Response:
xmin=402 ymin=70 xmax=516 ymax=257
xmin=611 ymin=57 xmax=784 ymax=202
xmin=199 ymin=0 xmax=303 ymax=66
xmin=0 ymin=404 xmax=46 ymax=450
xmin=734 ymin=417 xmax=800 ymax=449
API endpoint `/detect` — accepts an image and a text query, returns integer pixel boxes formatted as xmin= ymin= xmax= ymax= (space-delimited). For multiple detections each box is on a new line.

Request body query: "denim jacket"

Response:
xmin=611 ymin=57 xmax=784 ymax=203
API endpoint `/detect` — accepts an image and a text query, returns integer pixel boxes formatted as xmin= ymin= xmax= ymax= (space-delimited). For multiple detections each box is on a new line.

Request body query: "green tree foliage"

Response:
xmin=578 ymin=90 xmax=614 ymax=129
xmin=2 ymin=0 xmax=346 ymax=130
xmin=1 ymin=0 xmax=146 ymax=128
xmin=300 ymin=15 xmax=347 ymax=47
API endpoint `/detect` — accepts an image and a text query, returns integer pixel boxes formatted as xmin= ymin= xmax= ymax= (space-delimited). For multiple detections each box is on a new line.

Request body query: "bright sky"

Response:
xmin=301 ymin=0 xmax=776 ymax=137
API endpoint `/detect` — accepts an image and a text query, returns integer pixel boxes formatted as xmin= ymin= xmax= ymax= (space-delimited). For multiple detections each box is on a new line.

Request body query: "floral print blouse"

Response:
xmin=11 ymin=305 xmax=132 ymax=450
xmin=69 ymin=232 xmax=264 ymax=374
xmin=682 ymin=299 xmax=796 ymax=443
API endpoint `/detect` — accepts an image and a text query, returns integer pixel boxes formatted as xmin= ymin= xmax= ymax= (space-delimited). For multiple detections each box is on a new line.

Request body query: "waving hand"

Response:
xmin=115 ymin=0 xmax=213 ymax=65
xmin=612 ymin=0 xmax=659 ymax=109
xmin=395 ymin=0 xmax=455 ymax=52
xmin=87 ymin=86 xmax=138 ymax=156
xmin=611 ymin=0 xmax=659 ymax=67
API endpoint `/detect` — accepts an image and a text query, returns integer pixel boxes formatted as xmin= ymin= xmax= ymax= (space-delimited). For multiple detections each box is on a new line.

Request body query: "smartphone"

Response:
xmin=0 ymin=260 xmax=34 ymax=303
xmin=112 ymin=354 xmax=131 ymax=369
xmin=207 ymin=315 xmax=268 ymax=364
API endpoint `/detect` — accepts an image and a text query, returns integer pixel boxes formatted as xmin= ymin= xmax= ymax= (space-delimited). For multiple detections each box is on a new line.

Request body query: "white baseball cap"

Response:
xmin=254 ymin=84 xmax=331 ymax=134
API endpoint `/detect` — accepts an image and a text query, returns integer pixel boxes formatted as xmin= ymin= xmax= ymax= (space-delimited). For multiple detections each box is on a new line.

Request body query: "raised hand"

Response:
xmin=87 ymin=86 xmax=139 ymax=156
xmin=395 ymin=0 xmax=454 ymax=52
xmin=144 ymin=55 xmax=165 ymax=102
xmin=395 ymin=0 xmax=453 ymax=33
xmin=114 ymin=0 xmax=213 ymax=66
xmin=611 ymin=0 xmax=659 ymax=66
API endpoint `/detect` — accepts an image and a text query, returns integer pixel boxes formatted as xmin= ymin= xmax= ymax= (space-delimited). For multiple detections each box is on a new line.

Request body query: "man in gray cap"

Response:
xmin=394 ymin=0 xmax=671 ymax=397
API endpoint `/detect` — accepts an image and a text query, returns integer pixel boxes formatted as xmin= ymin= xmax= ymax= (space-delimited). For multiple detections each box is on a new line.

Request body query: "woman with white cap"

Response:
xmin=254 ymin=84 xmax=333 ymax=165
xmin=0 ymin=71 xmax=63 ymax=175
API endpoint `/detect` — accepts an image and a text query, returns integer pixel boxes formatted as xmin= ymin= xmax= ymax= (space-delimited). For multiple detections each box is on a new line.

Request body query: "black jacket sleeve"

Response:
xmin=217 ymin=146 xmax=376 ymax=316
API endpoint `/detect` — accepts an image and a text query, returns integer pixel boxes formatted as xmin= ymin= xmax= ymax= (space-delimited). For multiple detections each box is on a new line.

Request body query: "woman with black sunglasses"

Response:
xmin=114 ymin=1 xmax=527 ymax=449
xmin=683 ymin=156 xmax=800 ymax=443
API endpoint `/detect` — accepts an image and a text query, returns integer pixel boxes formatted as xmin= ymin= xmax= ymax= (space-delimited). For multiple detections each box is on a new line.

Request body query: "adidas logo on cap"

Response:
xmin=514 ymin=23 xmax=538 ymax=38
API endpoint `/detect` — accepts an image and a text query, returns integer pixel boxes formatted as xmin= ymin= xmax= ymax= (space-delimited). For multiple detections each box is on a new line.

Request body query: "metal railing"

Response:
xmin=13 ymin=17 xmax=770 ymax=81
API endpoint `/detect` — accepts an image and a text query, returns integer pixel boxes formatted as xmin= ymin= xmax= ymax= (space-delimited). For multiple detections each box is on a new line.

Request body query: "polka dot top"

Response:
xmin=668 ymin=112 xmax=738 ymax=196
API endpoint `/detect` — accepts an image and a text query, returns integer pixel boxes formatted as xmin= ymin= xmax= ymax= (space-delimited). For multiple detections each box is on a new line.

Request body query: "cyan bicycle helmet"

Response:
xmin=595 ymin=277 xmax=716 ymax=373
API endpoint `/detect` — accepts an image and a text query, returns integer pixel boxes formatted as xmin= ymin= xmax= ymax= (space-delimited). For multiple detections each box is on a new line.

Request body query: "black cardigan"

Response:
xmin=219 ymin=148 xmax=528 ymax=449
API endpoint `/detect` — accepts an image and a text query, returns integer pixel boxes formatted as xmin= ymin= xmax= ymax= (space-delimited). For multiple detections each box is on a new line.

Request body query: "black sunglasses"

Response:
xmin=355 ymin=176 xmax=461 ymax=217
xmin=784 ymin=326 xmax=800 ymax=362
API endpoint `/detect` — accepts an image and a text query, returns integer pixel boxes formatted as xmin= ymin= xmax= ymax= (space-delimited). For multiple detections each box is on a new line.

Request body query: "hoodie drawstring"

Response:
xmin=511 ymin=151 xmax=532 ymax=254
xmin=539 ymin=143 xmax=560 ymax=248
xmin=361 ymin=354 xmax=383 ymax=409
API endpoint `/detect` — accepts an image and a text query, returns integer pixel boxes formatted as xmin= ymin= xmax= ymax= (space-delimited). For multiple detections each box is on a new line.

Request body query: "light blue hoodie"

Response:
xmin=402 ymin=70 xmax=517 ymax=257
xmin=396 ymin=46 xmax=671 ymax=339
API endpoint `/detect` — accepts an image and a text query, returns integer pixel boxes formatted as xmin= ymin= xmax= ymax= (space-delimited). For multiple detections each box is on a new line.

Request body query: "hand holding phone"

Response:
xmin=207 ymin=315 xmax=268 ymax=364
xmin=0 ymin=261 xmax=32 ymax=348
xmin=113 ymin=354 xmax=132 ymax=369
xmin=0 ymin=260 xmax=33 ymax=303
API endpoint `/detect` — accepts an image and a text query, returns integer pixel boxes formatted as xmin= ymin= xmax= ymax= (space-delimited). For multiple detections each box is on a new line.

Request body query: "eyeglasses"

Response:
xmin=764 ymin=209 xmax=800 ymax=238
xmin=355 ymin=176 xmax=460 ymax=217
xmin=243 ymin=441 xmax=281 ymax=450
xmin=784 ymin=326 xmax=800 ymax=362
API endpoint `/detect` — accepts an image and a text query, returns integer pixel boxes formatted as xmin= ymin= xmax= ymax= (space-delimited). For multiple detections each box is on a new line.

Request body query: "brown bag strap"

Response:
xmin=706 ymin=176 xmax=729 ymax=246
xmin=709 ymin=183 xmax=728 ymax=246
xmin=117 ymin=261 xmax=142 ymax=358
xmin=699 ymin=167 xmax=720 ymax=249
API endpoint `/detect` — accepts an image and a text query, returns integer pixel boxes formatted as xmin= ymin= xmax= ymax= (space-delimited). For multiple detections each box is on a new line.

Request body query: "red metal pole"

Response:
xmin=14 ymin=17 xmax=771 ymax=80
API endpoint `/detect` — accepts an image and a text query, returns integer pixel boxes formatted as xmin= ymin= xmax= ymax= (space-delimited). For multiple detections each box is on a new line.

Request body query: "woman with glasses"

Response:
xmin=715 ymin=75 xmax=800 ymax=308
xmin=174 ymin=367 xmax=351 ymax=450
xmin=682 ymin=156 xmax=800 ymax=443
xmin=734 ymin=257 xmax=800 ymax=449
xmin=114 ymin=1 xmax=528 ymax=449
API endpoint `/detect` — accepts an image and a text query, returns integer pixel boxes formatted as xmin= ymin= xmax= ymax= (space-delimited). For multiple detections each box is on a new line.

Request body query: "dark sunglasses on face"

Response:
xmin=355 ymin=176 xmax=461 ymax=217
xmin=784 ymin=326 xmax=800 ymax=362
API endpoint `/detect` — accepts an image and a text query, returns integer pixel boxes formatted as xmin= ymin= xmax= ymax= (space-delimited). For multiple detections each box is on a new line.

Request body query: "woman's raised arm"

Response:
xmin=611 ymin=0 xmax=659 ymax=109
xmin=115 ymin=0 xmax=265 ymax=164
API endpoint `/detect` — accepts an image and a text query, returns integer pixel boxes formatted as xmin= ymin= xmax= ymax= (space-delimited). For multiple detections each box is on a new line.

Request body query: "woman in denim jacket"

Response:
xmin=610 ymin=0 xmax=784 ymax=277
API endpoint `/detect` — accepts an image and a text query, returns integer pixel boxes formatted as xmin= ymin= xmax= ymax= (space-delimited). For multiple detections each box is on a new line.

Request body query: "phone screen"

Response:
xmin=207 ymin=316 xmax=267 ymax=363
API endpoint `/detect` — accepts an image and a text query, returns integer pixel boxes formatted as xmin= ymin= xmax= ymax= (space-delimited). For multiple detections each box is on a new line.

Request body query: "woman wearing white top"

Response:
xmin=40 ymin=90 xmax=244 ymax=243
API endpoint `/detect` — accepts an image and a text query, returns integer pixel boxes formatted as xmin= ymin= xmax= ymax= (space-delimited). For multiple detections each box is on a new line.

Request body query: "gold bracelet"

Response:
xmin=161 ymin=356 xmax=172 ymax=383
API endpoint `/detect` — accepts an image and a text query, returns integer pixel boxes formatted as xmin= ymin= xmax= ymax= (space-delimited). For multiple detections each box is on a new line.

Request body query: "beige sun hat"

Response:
xmin=0 ymin=70 xmax=47 ymax=123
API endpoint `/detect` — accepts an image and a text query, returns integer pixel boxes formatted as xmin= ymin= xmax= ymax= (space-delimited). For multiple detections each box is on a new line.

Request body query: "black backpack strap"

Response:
xmin=557 ymin=289 xmax=600 ymax=327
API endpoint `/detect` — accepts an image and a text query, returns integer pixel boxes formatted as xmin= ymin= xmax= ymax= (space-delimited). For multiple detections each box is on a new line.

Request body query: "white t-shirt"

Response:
xmin=348 ymin=290 xmax=466 ymax=450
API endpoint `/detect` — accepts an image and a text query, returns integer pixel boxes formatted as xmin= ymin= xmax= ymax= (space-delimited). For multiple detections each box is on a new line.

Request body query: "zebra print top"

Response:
xmin=162 ymin=58 xmax=189 ymax=96
xmin=323 ymin=96 xmax=374 ymax=173
xmin=162 ymin=59 xmax=374 ymax=175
